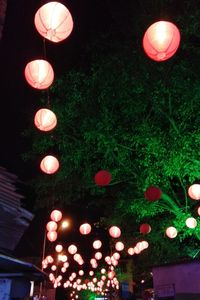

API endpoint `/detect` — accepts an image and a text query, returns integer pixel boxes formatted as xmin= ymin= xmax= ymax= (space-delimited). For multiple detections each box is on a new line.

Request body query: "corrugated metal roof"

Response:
xmin=0 ymin=167 xmax=34 ymax=252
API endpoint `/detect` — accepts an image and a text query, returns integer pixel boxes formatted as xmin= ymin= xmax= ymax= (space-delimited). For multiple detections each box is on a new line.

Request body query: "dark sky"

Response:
xmin=0 ymin=0 xmax=113 ymax=180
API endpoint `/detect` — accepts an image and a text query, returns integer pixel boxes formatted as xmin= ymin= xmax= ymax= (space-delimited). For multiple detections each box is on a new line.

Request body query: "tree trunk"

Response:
xmin=0 ymin=0 xmax=7 ymax=41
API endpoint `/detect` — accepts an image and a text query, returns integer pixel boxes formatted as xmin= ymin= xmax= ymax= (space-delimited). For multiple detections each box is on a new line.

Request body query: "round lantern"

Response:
xmin=47 ymin=230 xmax=57 ymax=242
xmin=95 ymin=252 xmax=102 ymax=260
xmin=140 ymin=223 xmax=151 ymax=234
xmin=68 ymin=244 xmax=77 ymax=255
xmin=115 ymin=241 xmax=124 ymax=251
xmin=94 ymin=170 xmax=112 ymax=186
xmin=79 ymin=223 xmax=91 ymax=235
xmin=34 ymin=108 xmax=57 ymax=132
xmin=79 ymin=270 xmax=84 ymax=276
xmin=25 ymin=59 xmax=54 ymax=89
xmin=34 ymin=2 xmax=73 ymax=43
xmin=46 ymin=220 xmax=58 ymax=231
xmin=113 ymin=252 xmax=120 ymax=260
xmin=55 ymin=244 xmax=63 ymax=253
xmin=127 ymin=247 xmax=135 ymax=255
xmin=143 ymin=21 xmax=181 ymax=62
xmin=185 ymin=217 xmax=197 ymax=229
xmin=108 ymin=271 xmax=115 ymax=280
xmin=165 ymin=226 xmax=177 ymax=238
xmin=188 ymin=184 xmax=200 ymax=200
xmin=141 ymin=240 xmax=149 ymax=249
xmin=197 ymin=207 xmax=200 ymax=216
xmin=93 ymin=240 xmax=102 ymax=249
xmin=50 ymin=209 xmax=62 ymax=222
xmin=40 ymin=155 xmax=59 ymax=174
xmin=144 ymin=186 xmax=162 ymax=202
xmin=89 ymin=270 xmax=94 ymax=276
xmin=109 ymin=226 xmax=121 ymax=238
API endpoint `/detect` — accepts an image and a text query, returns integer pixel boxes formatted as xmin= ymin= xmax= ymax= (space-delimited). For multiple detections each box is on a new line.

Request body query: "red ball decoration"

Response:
xmin=94 ymin=170 xmax=112 ymax=186
xmin=143 ymin=21 xmax=181 ymax=62
xmin=139 ymin=223 xmax=151 ymax=234
xmin=144 ymin=186 xmax=162 ymax=202
xmin=34 ymin=1 xmax=73 ymax=43
xmin=34 ymin=108 xmax=57 ymax=132
xmin=24 ymin=59 xmax=54 ymax=89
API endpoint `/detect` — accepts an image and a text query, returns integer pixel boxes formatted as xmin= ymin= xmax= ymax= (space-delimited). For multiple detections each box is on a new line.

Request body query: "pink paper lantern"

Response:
xmin=109 ymin=226 xmax=121 ymax=238
xmin=93 ymin=240 xmax=102 ymax=249
xmin=50 ymin=209 xmax=62 ymax=222
xmin=144 ymin=186 xmax=162 ymax=202
xmin=188 ymin=184 xmax=200 ymax=200
xmin=143 ymin=21 xmax=181 ymax=61
xmin=140 ymin=223 xmax=151 ymax=234
xmin=34 ymin=1 xmax=73 ymax=43
xmin=79 ymin=223 xmax=91 ymax=235
xmin=40 ymin=155 xmax=59 ymax=174
xmin=25 ymin=59 xmax=54 ymax=89
xmin=47 ymin=230 xmax=57 ymax=242
xmin=127 ymin=247 xmax=135 ymax=255
xmin=55 ymin=244 xmax=63 ymax=253
xmin=165 ymin=226 xmax=177 ymax=238
xmin=115 ymin=241 xmax=124 ymax=251
xmin=94 ymin=170 xmax=112 ymax=186
xmin=46 ymin=220 xmax=58 ymax=231
xmin=68 ymin=244 xmax=77 ymax=255
xmin=94 ymin=252 xmax=102 ymax=260
xmin=34 ymin=108 xmax=57 ymax=132
xmin=185 ymin=217 xmax=197 ymax=229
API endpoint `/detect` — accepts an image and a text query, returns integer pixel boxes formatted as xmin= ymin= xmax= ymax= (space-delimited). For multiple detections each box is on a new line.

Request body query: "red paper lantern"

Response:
xmin=68 ymin=244 xmax=77 ymax=255
xmin=94 ymin=170 xmax=112 ymax=186
xmin=40 ymin=155 xmax=59 ymax=174
xmin=47 ymin=230 xmax=57 ymax=242
xmin=188 ymin=184 xmax=200 ymax=200
xmin=50 ymin=209 xmax=62 ymax=222
xmin=34 ymin=108 xmax=57 ymax=132
xmin=109 ymin=226 xmax=121 ymax=238
xmin=143 ymin=21 xmax=181 ymax=61
xmin=115 ymin=241 xmax=124 ymax=251
xmin=139 ymin=223 xmax=151 ymax=234
xmin=46 ymin=220 xmax=58 ymax=231
xmin=165 ymin=226 xmax=177 ymax=238
xmin=25 ymin=59 xmax=54 ymax=89
xmin=144 ymin=186 xmax=162 ymax=202
xmin=79 ymin=223 xmax=91 ymax=235
xmin=34 ymin=2 xmax=73 ymax=43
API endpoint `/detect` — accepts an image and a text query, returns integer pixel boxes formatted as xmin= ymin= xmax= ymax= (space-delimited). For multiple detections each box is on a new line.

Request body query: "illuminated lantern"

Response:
xmin=165 ymin=226 xmax=177 ymax=238
xmin=133 ymin=246 xmax=141 ymax=254
xmin=64 ymin=262 xmax=69 ymax=268
xmin=79 ymin=223 xmax=91 ymax=235
xmin=188 ymin=184 xmax=200 ymax=200
xmin=198 ymin=207 xmax=200 ymax=216
xmin=141 ymin=240 xmax=149 ymax=249
xmin=95 ymin=252 xmax=102 ymax=260
xmin=34 ymin=2 xmax=73 ymax=43
xmin=55 ymin=244 xmax=63 ymax=252
xmin=51 ymin=265 xmax=57 ymax=271
xmin=34 ymin=108 xmax=57 ymax=132
xmin=109 ymin=226 xmax=121 ymax=238
xmin=46 ymin=220 xmax=57 ymax=231
xmin=113 ymin=252 xmax=120 ymax=260
xmin=185 ymin=217 xmax=197 ymax=229
xmin=115 ymin=241 xmax=124 ymax=251
xmin=89 ymin=270 xmax=94 ymax=276
xmin=93 ymin=240 xmax=102 ymax=249
xmin=94 ymin=170 xmax=112 ymax=186
xmin=144 ymin=186 xmax=162 ymax=202
xmin=40 ymin=155 xmax=59 ymax=174
xmin=25 ymin=59 xmax=54 ymax=89
xmin=79 ymin=270 xmax=84 ymax=276
xmin=108 ymin=271 xmax=115 ymax=280
xmin=68 ymin=244 xmax=77 ymax=255
xmin=101 ymin=268 xmax=106 ymax=274
xmin=140 ymin=223 xmax=151 ymax=234
xmin=50 ymin=209 xmax=62 ymax=222
xmin=127 ymin=247 xmax=135 ymax=255
xmin=46 ymin=255 xmax=54 ymax=263
xmin=143 ymin=21 xmax=181 ymax=62
xmin=47 ymin=230 xmax=57 ymax=242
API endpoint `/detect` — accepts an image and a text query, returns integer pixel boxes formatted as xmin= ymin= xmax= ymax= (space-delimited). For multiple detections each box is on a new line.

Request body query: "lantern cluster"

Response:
xmin=24 ymin=1 xmax=74 ymax=175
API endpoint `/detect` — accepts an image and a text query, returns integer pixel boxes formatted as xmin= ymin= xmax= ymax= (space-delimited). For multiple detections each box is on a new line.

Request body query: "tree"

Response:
xmin=24 ymin=0 xmax=200 ymax=269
